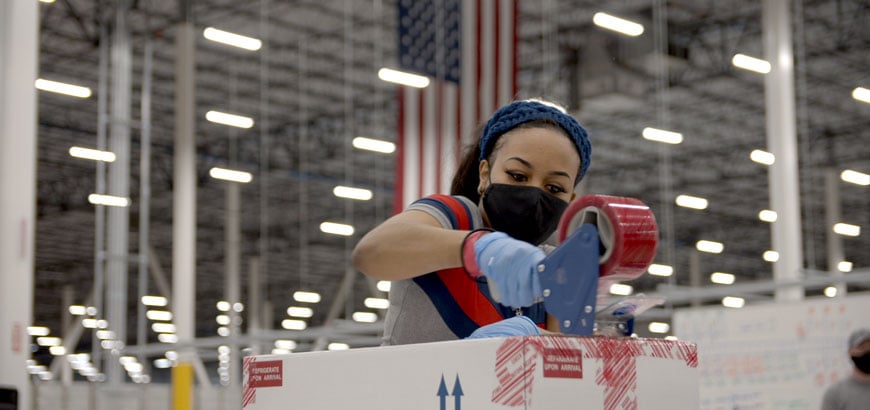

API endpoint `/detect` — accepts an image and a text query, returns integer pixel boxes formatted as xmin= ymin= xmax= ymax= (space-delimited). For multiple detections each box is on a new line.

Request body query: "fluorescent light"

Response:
xmin=37 ymin=337 xmax=62 ymax=347
xmin=49 ymin=346 xmax=67 ymax=356
xmin=333 ymin=186 xmax=373 ymax=201
xmin=151 ymin=323 xmax=176 ymax=333
xmin=96 ymin=319 xmax=108 ymax=329
xmin=840 ymin=170 xmax=870 ymax=186
xmin=352 ymin=312 xmax=378 ymax=323
xmin=833 ymin=223 xmax=861 ymax=237
xmin=722 ymin=296 xmax=745 ymax=308
xmin=320 ymin=222 xmax=354 ymax=236
xmin=205 ymin=110 xmax=254 ymax=129
xmin=215 ymin=315 xmax=230 ymax=325
xmin=750 ymin=149 xmax=775 ymax=165
xmin=824 ymin=286 xmax=838 ymax=298
xmin=69 ymin=305 xmax=86 ymax=315
xmin=647 ymin=264 xmax=673 ymax=277
xmin=88 ymin=194 xmax=130 ymax=207
xmin=759 ymin=210 xmax=778 ymax=223
xmin=27 ymin=326 xmax=50 ymax=336
xmin=377 ymin=67 xmax=430 ymax=88
xmin=81 ymin=318 xmax=98 ymax=328
xmin=217 ymin=327 xmax=230 ymax=337
xmin=364 ymin=297 xmax=390 ymax=309
xmin=710 ymin=272 xmax=735 ymax=285
xmin=763 ymin=250 xmax=779 ymax=262
xmin=293 ymin=291 xmax=321 ymax=303
xmin=146 ymin=310 xmax=173 ymax=321
xmin=233 ymin=303 xmax=244 ymax=312
xmin=153 ymin=358 xmax=172 ymax=369
xmin=353 ymin=136 xmax=396 ymax=154
xmin=592 ymin=12 xmax=644 ymax=36
xmin=675 ymin=194 xmax=708 ymax=210
xmin=838 ymin=261 xmax=853 ymax=273
xmin=853 ymin=87 xmax=870 ymax=103
xmin=286 ymin=306 xmax=314 ymax=318
xmin=648 ymin=322 xmax=670 ymax=334
xmin=141 ymin=296 xmax=167 ymax=307
xmin=327 ymin=343 xmax=350 ymax=351
xmin=158 ymin=333 xmax=178 ymax=343
xmin=209 ymin=167 xmax=253 ymax=183
xmin=731 ymin=53 xmax=771 ymax=74
xmin=39 ymin=0 xmax=56 ymax=3
xmin=609 ymin=283 xmax=633 ymax=296
xmin=96 ymin=330 xmax=115 ymax=340
xmin=165 ymin=351 xmax=178 ymax=360
xmin=641 ymin=127 xmax=683 ymax=144
xmin=665 ymin=336 xmax=679 ymax=341
xmin=696 ymin=240 xmax=724 ymax=254
xmin=69 ymin=147 xmax=116 ymax=162
xmin=216 ymin=301 xmax=231 ymax=311
xmin=35 ymin=78 xmax=92 ymax=98
xmin=87 ymin=306 xmax=98 ymax=316
xmin=271 ymin=348 xmax=291 ymax=355
xmin=376 ymin=281 xmax=391 ymax=292
xmin=281 ymin=319 xmax=307 ymax=330
xmin=203 ymin=27 xmax=262 ymax=51
xmin=274 ymin=340 xmax=297 ymax=350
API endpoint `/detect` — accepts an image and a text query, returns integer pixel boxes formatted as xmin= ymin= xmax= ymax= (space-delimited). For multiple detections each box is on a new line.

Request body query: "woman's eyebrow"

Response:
xmin=505 ymin=156 xmax=571 ymax=179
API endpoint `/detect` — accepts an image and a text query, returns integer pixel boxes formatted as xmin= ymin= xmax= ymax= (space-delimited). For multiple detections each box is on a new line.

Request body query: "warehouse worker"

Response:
xmin=353 ymin=99 xmax=591 ymax=345
xmin=820 ymin=328 xmax=870 ymax=410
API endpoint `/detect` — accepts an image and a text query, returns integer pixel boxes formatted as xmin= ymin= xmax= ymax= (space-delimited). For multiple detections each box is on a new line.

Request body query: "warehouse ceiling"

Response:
xmin=32 ymin=0 xmax=868 ymax=368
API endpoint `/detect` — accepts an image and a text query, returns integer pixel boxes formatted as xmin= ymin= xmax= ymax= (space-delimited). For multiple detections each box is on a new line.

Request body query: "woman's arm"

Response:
xmin=352 ymin=210 xmax=469 ymax=281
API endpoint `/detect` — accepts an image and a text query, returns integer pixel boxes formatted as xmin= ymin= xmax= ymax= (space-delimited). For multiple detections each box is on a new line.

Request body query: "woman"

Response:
xmin=352 ymin=99 xmax=591 ymax=345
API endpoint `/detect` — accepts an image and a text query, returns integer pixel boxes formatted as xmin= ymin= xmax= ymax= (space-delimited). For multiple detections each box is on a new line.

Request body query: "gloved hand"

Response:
xmin=466 ymin=316 xmax=542 ymax=339
xmin=473 ymin=232 xmax=545 ymax=308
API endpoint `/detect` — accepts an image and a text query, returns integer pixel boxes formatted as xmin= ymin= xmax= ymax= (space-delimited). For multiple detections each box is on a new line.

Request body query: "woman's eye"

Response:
xmin=547 ymin=185 xmax=566 ymax=194
xmin=508 ymin=172 xmax=527 ymax=182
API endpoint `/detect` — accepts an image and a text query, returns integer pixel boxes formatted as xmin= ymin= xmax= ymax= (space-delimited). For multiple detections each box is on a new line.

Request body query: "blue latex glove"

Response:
xmin=474 ymin=232 xmax=545 ymax=308
xmin=466 ymin=316 xmax=542 ymax=339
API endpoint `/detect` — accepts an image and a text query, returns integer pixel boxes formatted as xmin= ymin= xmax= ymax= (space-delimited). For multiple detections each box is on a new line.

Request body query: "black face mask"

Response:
xmin=852 ymin=353 xmax=870 ymax=375
xmin=481 ymin=183 xmax=568 ymax=245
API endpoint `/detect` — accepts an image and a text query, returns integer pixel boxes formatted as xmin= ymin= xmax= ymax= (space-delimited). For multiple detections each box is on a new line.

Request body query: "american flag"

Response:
xmin=394 ymin=0 xmax=519 ymax=212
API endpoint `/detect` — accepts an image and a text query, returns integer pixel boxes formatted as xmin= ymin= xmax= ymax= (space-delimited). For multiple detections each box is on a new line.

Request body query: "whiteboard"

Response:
xmin=672 ymin=293 xmax=870 ymax=410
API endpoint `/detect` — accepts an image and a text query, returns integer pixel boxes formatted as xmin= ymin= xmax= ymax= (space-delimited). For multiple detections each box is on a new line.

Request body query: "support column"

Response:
xmin=0 ymin=2 xmax=38 ymax=409
xmin=824 ymin=167 xmax=845 ymax=295
xmin=106 ymin=0 xmax=133 ymax=385
xmin=225 ymin=181 xmax=241 ymax=388
xmin=689 ymin=251 xmax=701 ymax=307
xmin=173 ymin=1 xmax=197 ymax=407
xmin=763 ymin=0 xmax=804 ymax=301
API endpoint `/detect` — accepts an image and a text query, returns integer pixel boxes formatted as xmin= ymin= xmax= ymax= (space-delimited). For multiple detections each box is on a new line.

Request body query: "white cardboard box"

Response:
xmin=242 ymin=336 xmax=698 ymax=410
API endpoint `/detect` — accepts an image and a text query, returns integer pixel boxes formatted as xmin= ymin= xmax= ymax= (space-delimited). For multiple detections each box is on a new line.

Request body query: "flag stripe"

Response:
xmin=396 ymin=0 xmax=517 ymax=212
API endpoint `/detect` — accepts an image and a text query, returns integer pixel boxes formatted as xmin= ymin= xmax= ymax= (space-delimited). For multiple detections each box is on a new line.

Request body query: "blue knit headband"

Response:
xmin=479 ymin=100 xmax=591 ymax=181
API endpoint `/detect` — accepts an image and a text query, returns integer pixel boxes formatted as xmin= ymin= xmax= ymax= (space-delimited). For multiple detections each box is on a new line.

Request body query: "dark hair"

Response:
xmin=449 ymin=119 xmax=575 ymax=203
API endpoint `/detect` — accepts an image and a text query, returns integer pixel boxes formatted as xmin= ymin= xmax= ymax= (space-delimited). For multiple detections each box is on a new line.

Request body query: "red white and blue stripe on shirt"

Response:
xmin=409 ymin=194 xmax=546 ymax=338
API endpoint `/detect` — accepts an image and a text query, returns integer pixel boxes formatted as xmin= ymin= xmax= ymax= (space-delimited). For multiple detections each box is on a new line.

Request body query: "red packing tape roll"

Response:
xmin=557 ymin=194 xmax=658 ymax=281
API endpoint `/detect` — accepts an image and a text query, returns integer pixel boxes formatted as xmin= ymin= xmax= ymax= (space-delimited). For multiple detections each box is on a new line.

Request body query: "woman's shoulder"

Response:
xmin=408 ymin=194 xmax=483 ymax=230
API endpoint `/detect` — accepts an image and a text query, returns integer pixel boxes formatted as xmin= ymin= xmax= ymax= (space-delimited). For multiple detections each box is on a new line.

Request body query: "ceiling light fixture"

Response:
xmin=648 ymin=322 xmax=670 ymax=334
xmin=758 ymin=210 xmax=778 ymax=223
xmin=88 ymin=194 xmax=129 ymax=207
xmin=376 ymin=281 xmax=391 ymax=292
xmin=609 ymin=283 xmax=633 ymax=296
xmin=364 ymin=297 xmax=390 ymax=309
xmin=35 ymin=78 xmax=92 ymax=98
xmin=352 ymin=312 xmax=378 ymax=323
xmin=710 ymin=272 xmax=735 ymax=285
xmin=281 ymin=319 xmax=307 ymax=331
xmin=320 ymin=222 xmax=354 ymax=236
xmin=205 ymin=110 xmax=254 ymax=129
xmin=377 ymin=67 xmax=430 ymax=88
xmin=333 ymin=186 xmax=373 ymax=201
xmin=69 ymin=147 xmax=116 ymax=162
xmin=722 ymin=296 xmax=745 ymax=308
xmin=141 ymin=296 xmax=168 ymax=307
xmin=592 ymin=12 xmax=644 ymax=37
xmin=833 ymin=222 xmax=860 ymax=237
xmin=203 ymin=27 xmax=262 ymax=51
xmin=731 ymin=53 xmax=771 ymax=74
xmin=852 ymin=86 xmax=870 ymax=104
xmin=750 ymin=149 xmax=775 ymax=165
xmin=675 ymin=194 xmax=708 ymax=210
xmin=647 ymin=264 xmax=673 ymax=277
xmin=823 ymin=286 xmax=838 ymax=298
xmin=353 ymin=137 xmax=396 ymax=154
xmin=763 ymin=250 xmax=779 ymax=262
xmin=286 ymin=306 xmax=314 ymax=318
xmin=696 ymin=240 xmax=724 ymax=254
xmin=209 ymin=167 xmax=253 ymax=183
xmin=838 ymin=261 xmax=853 ymax=273
xmin=293 ymin=291 xmax=321 ymax=304
xmin=840 ymin=169 xmax=869 ymax=186
xmin=641 ymin=127 xmax=683 ymax=144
